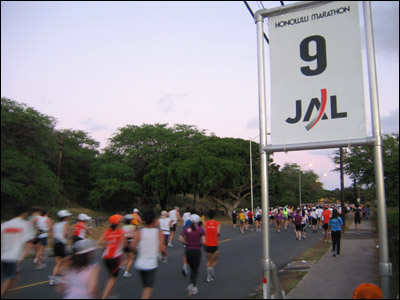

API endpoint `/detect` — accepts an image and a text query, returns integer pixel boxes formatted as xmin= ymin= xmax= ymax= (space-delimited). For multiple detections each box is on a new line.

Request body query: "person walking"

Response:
xmin=328 ymin=209 xmax=345 ymax=257
xmin=204 ymin=210 xmax=220 ymax=283
xmin=294 ymin=209 xmax=303 ymax=241
xmin=49 ymin=209 xmax=73 ymax=286
xmin=255 ymin=207 xmax=262 ymax=232
xmin=1 ymin=204 xmax=35 ymax=298
xmin=179 ymin=214 xmax=205 ymax=297
xmin=310 ymin=207 xmax=318 ymax=233
xmin=354 ymin=204 xmax=362 ymax=235
xmin=275 ymin=208 xmax=283 ymax=233
xmin=97 ymin=214 xmax=125 ymax=299
xmin=131 ymin=210 xmax=167 ymax=299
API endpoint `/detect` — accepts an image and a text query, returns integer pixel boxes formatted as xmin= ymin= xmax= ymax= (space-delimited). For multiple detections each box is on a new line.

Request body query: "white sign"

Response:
xmin=268 ymin=1 xmax=367 ymax=145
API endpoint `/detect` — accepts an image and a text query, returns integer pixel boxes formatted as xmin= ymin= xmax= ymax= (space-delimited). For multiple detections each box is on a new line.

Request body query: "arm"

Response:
xmin=178 ymin=233 xmax=186 ymax=246
xmin=130 ymin=230 xmax=141 ymax=251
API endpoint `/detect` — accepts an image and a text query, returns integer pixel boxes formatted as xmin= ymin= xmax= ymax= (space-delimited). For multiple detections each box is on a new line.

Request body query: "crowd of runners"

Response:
xmin=2 ymin=202 xmax=367 ymax=299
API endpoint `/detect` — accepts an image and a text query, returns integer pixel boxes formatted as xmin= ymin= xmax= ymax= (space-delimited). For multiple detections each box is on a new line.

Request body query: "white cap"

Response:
xmin=133 ymin=208 xmax=139 ymax=213
xmin=190 ymin=214 xmax=201 ymax=224
xmin=124 ymin=214 xmax=133 ymax=220
xmin=57 ymin=210 xmax=72 ymax=218
xmin=73 ymin=239 xmax=97 ymax=255
xmin=77 ymin=213 xmax=91 ymax=221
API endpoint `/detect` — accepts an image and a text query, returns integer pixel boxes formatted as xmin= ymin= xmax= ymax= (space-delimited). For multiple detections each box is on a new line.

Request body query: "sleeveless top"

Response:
xmin=205 ymin=220 xmax=220 ymax=247
xmin=73 ymin=221 xmax=87 ymax=239
xmin=36 ymin=216 xmax=49 ymax=238
xmin=102 ymin=228 xmax=124 ymax=259
xmin=53 ymin=221 xmax=68 ymax=244
xmin=134 ymin=228 xmax=160 ymax=270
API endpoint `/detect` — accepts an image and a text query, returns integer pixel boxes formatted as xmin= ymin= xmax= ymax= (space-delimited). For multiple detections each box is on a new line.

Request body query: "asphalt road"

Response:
xmin=2 ymin=223 xmax=323 ymax=299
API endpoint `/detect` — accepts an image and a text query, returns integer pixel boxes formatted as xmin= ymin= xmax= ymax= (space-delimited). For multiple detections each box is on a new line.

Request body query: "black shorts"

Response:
xmin=295 ymin=224 xmax=303 ymax=231
xmin=323 ymin=223 xmax=329 ymax=230
xmin=54 ymin=242 xmax=67 ymax=258
xmin=204 ymin=246 xmax=218 ymax=254
xmin=103 ymin=256 xmax=122 ymax=278
xmin=138 ymin=268 xmax=157 ymax=287
xmin=355 ymin=218 xmax=361 ymax=224
xmin=171 ymin=224 xmax=177 ymax=232
xmin=312 ymin=218 xmax=318 ymax=225
xmin=1 ymin=261 xmax=18 ymax=279
xmin=248 ymin=218 xmax=253 ymax=225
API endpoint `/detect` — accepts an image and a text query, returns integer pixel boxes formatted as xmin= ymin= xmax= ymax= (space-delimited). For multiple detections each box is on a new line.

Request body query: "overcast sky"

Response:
xmin=1 ymin=1 xmax=399 ymax=191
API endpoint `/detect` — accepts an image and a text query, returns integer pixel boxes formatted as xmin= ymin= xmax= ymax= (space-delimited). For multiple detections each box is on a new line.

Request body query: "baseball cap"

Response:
xmin=57 ymin=210 xmax=72 ymax=218
xmin=133 ymin=208 xmax=140 ymax=213
xmin=73 ymin=239 xmax=97 ymax=255
xmin=108 ymin=214 xmax=123 ymax=225
xmin=78 ymin=213 xmax=91 ymax=221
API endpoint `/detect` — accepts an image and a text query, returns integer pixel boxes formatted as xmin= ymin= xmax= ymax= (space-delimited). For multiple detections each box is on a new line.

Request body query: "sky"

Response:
xmin=1 ymin=1 xmax=399 ymax=191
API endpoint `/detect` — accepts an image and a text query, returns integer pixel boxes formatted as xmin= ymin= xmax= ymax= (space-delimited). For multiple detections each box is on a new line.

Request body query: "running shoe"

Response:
xmin=206 ymin=274 xmax=213 ymax=282
xmin=49 ymin=276 xmax=56 ymax=286
xmin=123 ymin=271 xmax=132 ymax=278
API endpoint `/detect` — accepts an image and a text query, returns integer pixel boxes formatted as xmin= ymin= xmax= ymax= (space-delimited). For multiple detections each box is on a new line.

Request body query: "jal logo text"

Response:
xmin=285 ymin=89 xmax=347 ymax=131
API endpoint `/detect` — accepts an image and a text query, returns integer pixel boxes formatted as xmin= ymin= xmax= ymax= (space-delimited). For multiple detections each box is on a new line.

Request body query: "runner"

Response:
xmin=179 ymin=214 xmax=205 ymax=297
xmin=275 ymin=208 xmax=283 ymax=233
xmin=255 ymin=207 xmax=262 ymax=232
xmin=204 ymin=210 xmax=220 ymax=283
xmin=167 ymin=207 xmax=181 ymax=247
xmin=72 ymin=213 xmax=91 ymax=245
xmin=354 ymin=204 xmax=362 ymax=235
xmin=35 ymin=209 xmax=52 ymax=270
xmin=97 ymin=214 xmax=125 ymax=299
xmin=247 ymin=209 xmax=254 ymax=232
xmin=1 ymin=204 xmax=35 ymax=298
xmin=231 ymin=210 xmax=237 ymax=229
xmin=301 ymin=208 xmax=308 ymax=239
xmin=158 ymin=210 xmax=173 ymax=263
xmin=131 ymin=208 xmax=143 ymax=231
xmin=57 ymin=239 xmax=100 ymax=299
xmin=239 ymin=209 xmax=246 ymax=234
xmin=282 ymin=206 xmax=289 ymax=231
xmin=49 ymin=209 xmax=73 ymax=286
xmin=131 ymin=210 xmax=167 ymax=299
xmin=310 ymin=207 xmax=318 ymax=233
xmin=121 ymin=214 xmax=135 ymax=277
xmin=316 ymin=205 xmax=324 ymax=229
xmin=294 ymin=209 xmax=303 ymax=241
xmin=322 ymin=206 xmax=332 ymax=243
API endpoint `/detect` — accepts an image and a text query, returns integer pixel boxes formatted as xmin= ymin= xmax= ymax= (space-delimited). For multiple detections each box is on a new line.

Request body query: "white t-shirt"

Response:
xmin=159 ymin=218 xmax=171 ymax=235
xmin=168 ymin=209 xmax=178 ymax=225
xmin=1 ymin=217 xmax=35 ymax=261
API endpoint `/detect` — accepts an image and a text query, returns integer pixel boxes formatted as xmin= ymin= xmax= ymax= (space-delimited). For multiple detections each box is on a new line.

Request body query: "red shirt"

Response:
xmin=73 ymin=221 xmax=87 ymax=239
xmin=101 ymin=228 xmax=124 ymax=259
xmin=205 ymin=220 xmax=220 ymax=247
xmin=322 ymin=210 xmax=331 ymax=224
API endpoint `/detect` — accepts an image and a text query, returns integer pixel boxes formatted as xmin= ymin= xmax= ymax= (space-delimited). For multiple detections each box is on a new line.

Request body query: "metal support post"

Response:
xmin=363 ymin=2 xmax=392 ymax=298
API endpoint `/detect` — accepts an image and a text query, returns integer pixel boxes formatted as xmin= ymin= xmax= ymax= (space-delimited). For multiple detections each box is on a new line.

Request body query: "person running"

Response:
xmin=231 ymin=210 xmax=237 ymax=229
xmin=247 ymin=209 xmax=254 ymax=232
xmin=204 ymin=210 xmax=220 ymax=283
xmin=97 ymin=214 xmax=125 ymax=299
xmin=316 ymin=205 xmax=324 ymax=229
xmin=158 ymin=210 xmax=173 ymax=263
xmin=294 ymin=209 xmax=303 ymax=241
xmin=121 ymin=214 xmax=135 ymax=277
xmin=50 ymin=209 xmax=73 ymax=286
xmin=275 ymin=208 xmax=283 ymax=233
xmin=179 ymin=214 xmax=205 ymax=297
xmin=301 ymin=208 xmax=308 ymax=239
xmin=322 ymin=206 xmax=332 ymax=243
xmin=282 ymin=206 xmax=289 ymax=231
xmin=310 ymin=207 xmax=318 ymax=233
xmin=57 ymin=239 xmax=100 ymax=299
xmin=72 ymin=213 xmax=91 ymax=245
xmin=131 ymin=210 xmax=167 ymax=299
xmin=132 ymin=208 xmax=143 ymax=231
xmin=1 ymin=204 xmax=35 ymax=298
xmin=329 ymin=209 xmax=345 ymax=257
xmin=168 ymin=207 xmax=181 ymax=247
xmin=354 ymin=204 xmax=362 ymax=235
xmin=255 ymin=207 xmax=262 ymax=232
xmin=20 ymin=206 xmax=42 ymax=264
xmin=239 ymin=209 xmax=246 ymax=233
xmin=35 ymin=209 xmax=52 ymax=270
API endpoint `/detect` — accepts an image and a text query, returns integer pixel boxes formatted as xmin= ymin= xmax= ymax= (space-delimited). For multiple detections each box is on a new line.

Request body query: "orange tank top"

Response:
xmin=102 ymin=228 xmax=124 ymax=259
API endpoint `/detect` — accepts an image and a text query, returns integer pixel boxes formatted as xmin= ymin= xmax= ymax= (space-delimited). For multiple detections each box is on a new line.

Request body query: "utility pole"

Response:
xmin=56 ymin=135 xmax=63 ymax=207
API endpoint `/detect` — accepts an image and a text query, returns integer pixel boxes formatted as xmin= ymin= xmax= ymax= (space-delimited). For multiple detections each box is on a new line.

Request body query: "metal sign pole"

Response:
xmin=255 ymin=12 xmax=271 ymax=299
xmin=363 ymin=2 xmax=392 ymax=298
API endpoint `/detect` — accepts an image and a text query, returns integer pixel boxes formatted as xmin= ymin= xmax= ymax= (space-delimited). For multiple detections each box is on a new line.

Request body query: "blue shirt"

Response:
xmin=329 ymin=217 xmax=343 ymax=231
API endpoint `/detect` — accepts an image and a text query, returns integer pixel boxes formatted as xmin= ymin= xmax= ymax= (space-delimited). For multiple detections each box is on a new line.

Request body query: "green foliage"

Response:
xmin=332 ymin=133 xmax=399 ymax=207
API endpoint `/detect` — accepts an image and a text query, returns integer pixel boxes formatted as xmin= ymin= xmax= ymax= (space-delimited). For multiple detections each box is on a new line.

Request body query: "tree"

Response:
xmin=332 ymin=133 xmax=399 ymax=207
xmin=1 ymin=98 xmax=59 ymax=213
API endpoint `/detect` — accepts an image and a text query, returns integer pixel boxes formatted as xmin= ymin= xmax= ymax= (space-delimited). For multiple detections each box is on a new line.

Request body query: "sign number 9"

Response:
xmin=300 ymin=35 xmax=327 ymax=76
